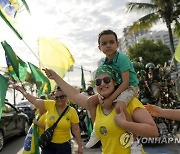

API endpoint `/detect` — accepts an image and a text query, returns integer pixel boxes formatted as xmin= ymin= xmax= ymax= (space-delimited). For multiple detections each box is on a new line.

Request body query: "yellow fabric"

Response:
xmin=175 ymin=40 xmax=180 ymax=62
xmin=94 ymin=97 xmax=145 ymax=154
xmin=38 ymin=38 xmax=75 ymax=89
xmin=23 ymin=111 xmax=44 ymax=154
xmin=23 ymin=124 xmax=37 ymax=154
xmin=44 ymin=100 xmax=79 ymax=143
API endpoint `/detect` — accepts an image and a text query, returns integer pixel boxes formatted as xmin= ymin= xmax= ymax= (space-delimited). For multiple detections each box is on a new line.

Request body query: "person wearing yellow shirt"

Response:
xmin=43 ymin=65 xmax=158 ymax=154
xmin=13 ymin=85 xmax=83 ymax=154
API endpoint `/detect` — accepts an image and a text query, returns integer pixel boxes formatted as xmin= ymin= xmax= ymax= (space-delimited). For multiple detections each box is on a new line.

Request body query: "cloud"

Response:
xmin=0 ymin=0 xmax=164 ymax=87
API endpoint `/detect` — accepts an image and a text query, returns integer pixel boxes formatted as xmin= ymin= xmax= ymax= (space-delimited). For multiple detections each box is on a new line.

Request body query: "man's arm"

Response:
xmin=145 ymin=104 xmax=180 ymax=121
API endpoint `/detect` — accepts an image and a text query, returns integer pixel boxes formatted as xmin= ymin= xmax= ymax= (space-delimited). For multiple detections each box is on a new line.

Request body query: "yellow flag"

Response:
xmin=175 ymin=40 xmax=180 ymax=62
xmin=38 ymin=38 xmax=75 ymax=89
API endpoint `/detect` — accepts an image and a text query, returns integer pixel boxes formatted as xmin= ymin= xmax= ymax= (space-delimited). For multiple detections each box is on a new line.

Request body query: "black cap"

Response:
xmin=86 ymin=86 xmax=93 ymax=92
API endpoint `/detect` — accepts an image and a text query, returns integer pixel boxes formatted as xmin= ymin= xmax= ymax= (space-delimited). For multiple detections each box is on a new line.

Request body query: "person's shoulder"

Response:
xmin=45 ymin=99 xmax=55 ymax=104
xmin=69 ymin=106 xmax=77 ymax=112
xmin=128 ymin=97 xmax=145 ymax=109
xmin=117 ymin=51 xmax=130 ymax=63
xmin=44 ymin=99 xmax=55 ymax=108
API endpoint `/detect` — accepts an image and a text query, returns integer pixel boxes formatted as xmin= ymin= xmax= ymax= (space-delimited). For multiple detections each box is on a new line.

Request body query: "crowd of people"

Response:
xmin=11 ymin=29 xmax=180 ymax=154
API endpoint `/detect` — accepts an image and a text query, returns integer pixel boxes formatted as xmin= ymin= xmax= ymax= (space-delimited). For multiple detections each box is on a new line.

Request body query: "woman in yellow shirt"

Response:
xmin=43 ymin=66 xmax=159 ymax=154
xmin=13 ymin=86 xmax=83 ymax=154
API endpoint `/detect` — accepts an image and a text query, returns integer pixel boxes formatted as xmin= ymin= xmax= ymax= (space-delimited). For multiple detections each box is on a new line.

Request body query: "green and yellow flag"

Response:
xmin=28 ymin=62 xmax=51 ymax=98
xmin=175 ymin=40 xmax=180 ymax=62
xmin=38 ymin=38 xmax=75 ymax=89
xmin=0 ymin=0 xmax=30 ymax=40
xmin=1 ymin=40 xmax=27 ymax=81
xmin=0 ymin=74 xmax=9 ymax=119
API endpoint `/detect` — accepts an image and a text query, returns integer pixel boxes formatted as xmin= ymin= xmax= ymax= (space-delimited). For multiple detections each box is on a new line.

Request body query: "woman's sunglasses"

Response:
xmin=55 ymin=95 xmax=66 ymax=100
xmin=95 ymin=77 xmax=112 ymax=86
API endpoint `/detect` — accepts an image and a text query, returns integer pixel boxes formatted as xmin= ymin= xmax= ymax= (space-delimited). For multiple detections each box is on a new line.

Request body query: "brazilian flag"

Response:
xmin=1 ymin=41 xmax=27 ymax=81
xmin=28 ymin=62 xmax=51 ymax=98
xmin=0 ymin=74 xmax=9 ymax=119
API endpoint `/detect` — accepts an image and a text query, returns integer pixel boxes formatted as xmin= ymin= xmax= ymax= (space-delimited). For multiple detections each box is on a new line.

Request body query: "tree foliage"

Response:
xmin=127 ymin=39 xmax=171 ymax=66
xmin=127 ymin=0 xmax=180 ymax=56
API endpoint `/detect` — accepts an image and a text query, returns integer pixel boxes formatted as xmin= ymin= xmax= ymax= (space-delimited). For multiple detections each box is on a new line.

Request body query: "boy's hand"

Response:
xmin=98 ymin=94 xmax=104 ymax=105
xmin=98 ymin=94 xmax=112 ymax=109
xmin=102 ymin=97 xmax=113 ymax=109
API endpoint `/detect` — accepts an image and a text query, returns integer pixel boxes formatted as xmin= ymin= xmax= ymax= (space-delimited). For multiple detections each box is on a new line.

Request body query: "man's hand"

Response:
xmin=145 ymin=104 xmax=162 ymax=117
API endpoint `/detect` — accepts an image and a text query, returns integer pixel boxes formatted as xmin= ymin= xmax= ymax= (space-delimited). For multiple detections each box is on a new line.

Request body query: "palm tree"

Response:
xmin=127 ymin=0 xmax=180 ymax=68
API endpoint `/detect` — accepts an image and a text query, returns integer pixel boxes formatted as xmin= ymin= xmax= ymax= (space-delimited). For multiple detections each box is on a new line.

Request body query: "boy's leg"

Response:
xmin=85 ymin=94 xmax=100 ymax=148
xmin=115 ymin=86 xmax=138 ymax=117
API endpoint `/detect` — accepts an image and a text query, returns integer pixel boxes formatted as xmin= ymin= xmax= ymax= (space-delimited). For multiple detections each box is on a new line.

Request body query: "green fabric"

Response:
xmin=33 ymin=116 xmax=40 ymax=154
xmin=21 ymin=0 xmax=31 ymax=13
xmin=1 ymin=41 xmax=27 ymax=81
xmin=0 ymin=11 xmax=22 ymax=40
xmin=86 ymin=114 xmax=93 ymax=137
xmin=81 ymin=65 xmax=86 ymax=91
xmin=0 ymin=74 xmax=9 ymax=119
xmin=5 ymin=55 xmax=19 ymax=81
xmin=28 ymin=62 xmax=51 ymax=98
xmin=101 ymin=51 xmax=139 ymax=86
xmin=95 ymin=65 xmax=121 ymax=84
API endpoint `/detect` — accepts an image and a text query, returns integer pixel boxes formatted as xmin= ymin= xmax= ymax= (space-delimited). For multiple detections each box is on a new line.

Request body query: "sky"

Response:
xmin=0 ymin=0 xmax=167 ymax=88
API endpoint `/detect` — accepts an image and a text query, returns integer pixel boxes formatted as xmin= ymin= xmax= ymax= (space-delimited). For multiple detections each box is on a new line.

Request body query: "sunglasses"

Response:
xmin=55 ymin=95 xmax=66 ymax=100
xmin=95 ymin=77 xmax=112 ymax=86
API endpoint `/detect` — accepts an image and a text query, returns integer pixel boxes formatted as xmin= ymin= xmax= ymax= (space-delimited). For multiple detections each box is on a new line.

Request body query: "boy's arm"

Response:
xmin=111 ymin=70 xmax=129 ymax=100
xmin=103 ymin=70 xmax=129 ymax=108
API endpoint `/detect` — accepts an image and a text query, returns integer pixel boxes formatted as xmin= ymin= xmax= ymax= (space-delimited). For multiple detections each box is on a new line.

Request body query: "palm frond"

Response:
xmin=128 ymin=13 xmax=159 ymax=34
xmin=174 ymin=20 xmax=180 ymax=37
xmin=126 ymin=2 xmax=156 ymax=13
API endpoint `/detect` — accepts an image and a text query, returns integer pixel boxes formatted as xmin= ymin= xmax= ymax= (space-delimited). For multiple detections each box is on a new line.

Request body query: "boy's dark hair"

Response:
xmin=86 ymin=86 xmax=93 ymax=92
xmin=98 ymin=29 xmax=118 ymax=45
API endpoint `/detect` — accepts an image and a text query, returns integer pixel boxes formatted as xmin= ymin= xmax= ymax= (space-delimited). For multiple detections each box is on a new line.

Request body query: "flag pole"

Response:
xmin=22 ymin=39 xmax=45 ymax=68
